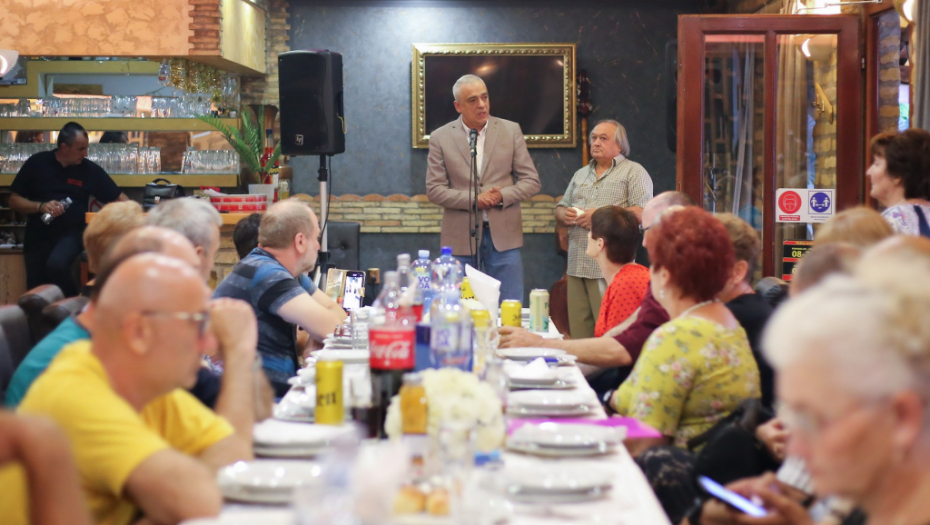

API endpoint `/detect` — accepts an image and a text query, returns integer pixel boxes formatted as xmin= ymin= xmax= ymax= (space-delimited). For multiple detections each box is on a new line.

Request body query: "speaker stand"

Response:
xmin=316 ymin=154 xmax=331 ymax=285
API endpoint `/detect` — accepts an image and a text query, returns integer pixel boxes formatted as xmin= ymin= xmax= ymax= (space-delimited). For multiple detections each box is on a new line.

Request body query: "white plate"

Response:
xmin=217 ymin=460 xmax=321 ymax=503
xmin=508 ymin=380 xmax=575 ymax=390
xmin=310 ymin=349 xmax=370 ymax=364
xmin=505 ymin=440 xmax=617 ymax=457
xmin=509 ymin=422 xmax=624 ymax=448
xmin=497 ymin=347 xmax=567 ymax=360
xmin=506 ymin=404 xmax=596 ymax=418
xmin=254 ymin=444 xmax=328 ymax=458
xmin=253 ymin=420 xmax=353 ymax=447
xmin=507 ymin=390 xmax=593 ymax=410
xmin=498 ymin=465 xmax=613 ymax=497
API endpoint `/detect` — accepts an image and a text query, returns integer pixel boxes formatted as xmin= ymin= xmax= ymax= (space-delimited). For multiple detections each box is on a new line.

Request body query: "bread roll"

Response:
xmin=393 ymin=486 xmax=426 ymax=514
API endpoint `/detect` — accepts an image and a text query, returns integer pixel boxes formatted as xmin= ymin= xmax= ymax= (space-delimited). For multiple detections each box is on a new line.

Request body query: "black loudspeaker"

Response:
xmin=279 ymin=50 xmax=345 ymax=156
xmin=665 ymin=39 xmax=678 ymax=153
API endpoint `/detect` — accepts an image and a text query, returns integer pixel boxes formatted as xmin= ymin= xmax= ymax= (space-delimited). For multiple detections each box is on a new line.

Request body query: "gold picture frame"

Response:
xmin=411 ymin=43 xmax=577 ymax=149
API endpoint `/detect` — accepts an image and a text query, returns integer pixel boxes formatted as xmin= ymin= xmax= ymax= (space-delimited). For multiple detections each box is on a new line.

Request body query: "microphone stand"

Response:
xmin=468 ymin=132 xmax=480 ymax=271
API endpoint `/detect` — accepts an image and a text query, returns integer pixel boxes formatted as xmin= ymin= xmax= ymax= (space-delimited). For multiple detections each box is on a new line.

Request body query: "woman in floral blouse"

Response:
xmin=610 ymin=206 xmax=760 ymax=451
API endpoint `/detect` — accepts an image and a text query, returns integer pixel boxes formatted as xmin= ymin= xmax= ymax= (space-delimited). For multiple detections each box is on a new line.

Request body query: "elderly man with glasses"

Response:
xmin=555 ymin=120 xmax=653 ymax=339
xmin=10 ymin=254 xmax=256 ymax=525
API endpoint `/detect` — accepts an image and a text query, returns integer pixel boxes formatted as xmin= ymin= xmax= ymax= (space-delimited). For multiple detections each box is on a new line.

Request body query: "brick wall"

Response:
xmin=728 ymin=0 xmax=785 ymax=13
xmin=190 ymin=0 xmax=222 ymax=55
xmin=878 ymin=10 xmax=903 ymax=133
xmin=210 ymin=194 xmax=562 ymax=285
xmin=241 ymin=0 xmax=290 ymax=107
xmin=813 ymin=49 xmax=838 ymax=187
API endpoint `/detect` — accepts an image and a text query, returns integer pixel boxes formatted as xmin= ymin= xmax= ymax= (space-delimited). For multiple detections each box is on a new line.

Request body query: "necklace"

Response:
xmin=677 ymin=299 xmax=717 ymax=319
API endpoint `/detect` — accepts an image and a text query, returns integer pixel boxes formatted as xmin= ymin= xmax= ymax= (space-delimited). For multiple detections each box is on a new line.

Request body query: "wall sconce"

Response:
xmin=801 ymin=34 xmax=836 ymax=62
xmin=813 ymin=81 xmax=835 ymax=124
xmin=0 ymin=50 xmax=18 ymax=76
xmin=895 ymin=0 xmax=915 ymax=24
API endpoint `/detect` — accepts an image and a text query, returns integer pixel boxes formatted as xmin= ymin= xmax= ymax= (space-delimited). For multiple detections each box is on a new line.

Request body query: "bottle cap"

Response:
xmin=397 ymin=253 xmax=411 ymax=267
xmin=383 ymin=271 xmax=399 ymax=286
xmin=402 ymin=372 xmax=423 ymax=385
xmin=418 ymin=249 xmax=430 ymax=259
xmin=441 ymin=246 xmax=452 ymax=256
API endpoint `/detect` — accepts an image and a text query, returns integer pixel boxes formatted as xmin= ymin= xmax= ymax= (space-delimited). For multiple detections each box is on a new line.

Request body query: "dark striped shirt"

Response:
xmin=213 ymin=247 xmax=317 ymax=395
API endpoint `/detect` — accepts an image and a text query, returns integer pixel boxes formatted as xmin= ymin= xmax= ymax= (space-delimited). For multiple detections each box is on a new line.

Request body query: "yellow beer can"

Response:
xmin=470 ymin=308 xmax=492 ymax=328
xmin=460 ymin=277 xmax=476 ymax=300
xmin=501 ymin=300 xmax=522 ymax=328
xmin=315 ymin=357 xmax=344 ymax=425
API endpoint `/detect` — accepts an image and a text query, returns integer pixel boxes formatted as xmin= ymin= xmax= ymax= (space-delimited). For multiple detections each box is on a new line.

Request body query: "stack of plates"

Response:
xmin=310 ymin=349 xmax=370 ymax=364
xmin=506 ymin=390 xmax=599 ymax=417
xmin=505 ymin=360 xmax=577 ymax=390
xmin=496 ymin=465 xmax=614 ymax=504
xmin=506 ymin=423 xmax=625 ymax=457
xmin=253 ymin=420 xmax=353 ymax=458
xmin=497 ymin=348 xmax=576 ymax=366
xmin=323 ymin=334 xmax=354 ymax=349
xmin=217 ymin=460 xmax=321 ymax=504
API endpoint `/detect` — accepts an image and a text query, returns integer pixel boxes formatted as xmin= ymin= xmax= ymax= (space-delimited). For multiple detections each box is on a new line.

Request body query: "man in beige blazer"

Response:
xmin=426 ymin=74 xmax=541 ymax=302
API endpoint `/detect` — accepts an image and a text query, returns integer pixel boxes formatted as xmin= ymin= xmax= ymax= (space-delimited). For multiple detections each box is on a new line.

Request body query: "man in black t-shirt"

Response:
xmin=9 ymin=122 xmax=127 ymax=296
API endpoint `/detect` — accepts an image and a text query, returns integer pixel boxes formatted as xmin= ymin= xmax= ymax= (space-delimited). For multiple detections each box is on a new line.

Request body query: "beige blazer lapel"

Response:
xmin=451 ymin=119 xmax=472 ymax=166
xmin=481 ymin=118 xmax=499 ymax=179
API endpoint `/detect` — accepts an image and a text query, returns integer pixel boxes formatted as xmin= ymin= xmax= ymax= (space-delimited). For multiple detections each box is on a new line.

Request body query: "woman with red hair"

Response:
xmin=610 ymin=207 xmax=760 ymax=450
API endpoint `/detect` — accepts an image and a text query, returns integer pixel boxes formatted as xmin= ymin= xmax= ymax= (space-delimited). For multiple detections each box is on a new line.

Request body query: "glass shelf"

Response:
xmin=0 ymin=174 xmax=238 ymax=187
xmin=0 ymin=117 xmax=238 ymax=132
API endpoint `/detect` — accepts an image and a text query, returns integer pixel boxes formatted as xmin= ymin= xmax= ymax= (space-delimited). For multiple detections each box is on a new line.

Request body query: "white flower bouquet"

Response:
xmin=384 ymin=368 xmax=505 ymax=452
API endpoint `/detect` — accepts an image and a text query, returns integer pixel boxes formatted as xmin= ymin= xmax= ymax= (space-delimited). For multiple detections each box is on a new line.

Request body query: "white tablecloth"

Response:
xmin=182 ymin=361 xmax=669 ymax=525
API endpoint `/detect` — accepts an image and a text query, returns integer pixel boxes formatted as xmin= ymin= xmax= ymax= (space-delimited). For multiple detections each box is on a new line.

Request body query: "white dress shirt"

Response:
xmin=462 ymin=120 xmax=489 ymax=221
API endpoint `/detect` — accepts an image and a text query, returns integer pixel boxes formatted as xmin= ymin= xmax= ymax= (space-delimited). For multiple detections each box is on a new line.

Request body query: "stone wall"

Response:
xmin=190 ymin=0 xmax=222 ymax=55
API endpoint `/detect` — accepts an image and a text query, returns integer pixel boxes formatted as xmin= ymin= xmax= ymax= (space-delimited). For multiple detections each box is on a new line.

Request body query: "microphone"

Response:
xmin=469 ymin=128 xmax=478 ymax=157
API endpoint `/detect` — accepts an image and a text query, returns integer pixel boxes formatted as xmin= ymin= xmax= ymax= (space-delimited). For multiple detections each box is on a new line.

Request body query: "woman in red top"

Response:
xmin=587 ymin=206 xmax=651 ymax=337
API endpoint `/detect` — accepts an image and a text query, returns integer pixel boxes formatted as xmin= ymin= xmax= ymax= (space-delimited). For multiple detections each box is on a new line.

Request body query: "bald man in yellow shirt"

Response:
xmin=1 ymin=253 xmax=257 ymax=525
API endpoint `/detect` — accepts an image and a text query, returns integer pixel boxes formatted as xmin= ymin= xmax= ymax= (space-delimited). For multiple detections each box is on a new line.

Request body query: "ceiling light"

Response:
xmin=895 ymin=0 xmax=915 ymax=24
xmin=0 ymin=50 xmax=18 ymax=76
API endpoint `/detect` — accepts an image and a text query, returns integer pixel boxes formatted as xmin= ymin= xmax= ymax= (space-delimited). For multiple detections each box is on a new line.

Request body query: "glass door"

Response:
xmin=678 ymin=15 xmax=862 ymax=278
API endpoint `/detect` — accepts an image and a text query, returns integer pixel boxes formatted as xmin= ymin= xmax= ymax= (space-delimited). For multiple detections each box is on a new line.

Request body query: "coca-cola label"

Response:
xmin=369 ymin=328 xmax=415 ymax=369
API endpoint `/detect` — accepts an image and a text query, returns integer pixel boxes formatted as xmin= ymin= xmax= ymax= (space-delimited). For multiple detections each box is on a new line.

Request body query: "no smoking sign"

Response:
xmin=776 ymin=188 xmax=835 ymax=223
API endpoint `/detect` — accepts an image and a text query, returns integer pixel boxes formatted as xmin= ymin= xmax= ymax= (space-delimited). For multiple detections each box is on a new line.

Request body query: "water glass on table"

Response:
xmin=351 ymin=309 xmax=370 ymax=350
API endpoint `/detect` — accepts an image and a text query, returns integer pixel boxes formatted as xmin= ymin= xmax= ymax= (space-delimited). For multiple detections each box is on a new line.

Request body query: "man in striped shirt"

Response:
xmin=555 ymin=120 xmax=653 ymax=339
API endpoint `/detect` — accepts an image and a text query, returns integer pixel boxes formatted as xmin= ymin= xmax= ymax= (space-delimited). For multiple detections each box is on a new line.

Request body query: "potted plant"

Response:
xmin=197 ymin=106 xmax=281 ymax=186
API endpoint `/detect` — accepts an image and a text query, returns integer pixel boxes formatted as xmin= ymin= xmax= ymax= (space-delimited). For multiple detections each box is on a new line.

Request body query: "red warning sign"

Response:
xmin=778 ymin=191 xmax=802 ymax=214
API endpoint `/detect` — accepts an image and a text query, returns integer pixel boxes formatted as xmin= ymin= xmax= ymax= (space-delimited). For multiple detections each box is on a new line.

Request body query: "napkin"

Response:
xmin=465 ymin=264 xmax=501 ymax=320
xmin=503 ymin=357 xmax=557 ymax=383
xmin=507 ymin=417 xmax=663 ymax=440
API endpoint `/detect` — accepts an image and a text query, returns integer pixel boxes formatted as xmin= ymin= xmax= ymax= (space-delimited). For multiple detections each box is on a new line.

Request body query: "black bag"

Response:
xmin=687 ymin=398 xmax=780 ymax=486
xmin=143 ymin=178 xmax=184 ymax=211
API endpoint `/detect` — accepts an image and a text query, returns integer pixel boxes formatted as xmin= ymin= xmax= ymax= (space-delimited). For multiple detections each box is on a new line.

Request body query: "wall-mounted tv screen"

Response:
xmin=412 ymin=44 xmax=576 ymax=149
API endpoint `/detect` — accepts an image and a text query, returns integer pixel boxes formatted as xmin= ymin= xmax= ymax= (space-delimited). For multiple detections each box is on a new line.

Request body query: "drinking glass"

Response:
xmin=351 ymin=309 xmax=370 ymax=350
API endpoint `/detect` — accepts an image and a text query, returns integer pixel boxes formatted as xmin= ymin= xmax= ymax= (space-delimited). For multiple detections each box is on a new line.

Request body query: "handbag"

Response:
xmin=687 ymin=398 xmax=780 ymax=486
xmin=143 ymin=178 xmax=185 ymax=211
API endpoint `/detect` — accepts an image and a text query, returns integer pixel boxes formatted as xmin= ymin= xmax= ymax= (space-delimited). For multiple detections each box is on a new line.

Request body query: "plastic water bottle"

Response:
xmin=412 ymin=249 xmax=432 ymax=313
xmin=430 ymin=246 xmax=464 ymax=300
xmin=41 ymin=197 xmax=72 ymax=225
xmin=429 ymin=289 xmax=473 ymax=371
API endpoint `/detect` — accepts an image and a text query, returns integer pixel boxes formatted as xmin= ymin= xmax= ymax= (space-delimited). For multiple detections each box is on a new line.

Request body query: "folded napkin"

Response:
xmin=503 ymin=357 xmax=557 ymax=383
xmin=507 ymin=417 xmax=663 ymax=439
xmin=465 ymin=264 xmax=501 ymax=321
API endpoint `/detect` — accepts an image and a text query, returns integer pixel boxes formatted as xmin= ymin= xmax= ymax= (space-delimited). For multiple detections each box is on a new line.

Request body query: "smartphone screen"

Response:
xmin=698 ymin=476 xmax=768 ymax=517
xmin=342 ymin=271 xmax=365 ymax=311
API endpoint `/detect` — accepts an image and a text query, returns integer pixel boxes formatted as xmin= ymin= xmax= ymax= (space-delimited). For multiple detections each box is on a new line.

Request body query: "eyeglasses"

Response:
xmin=639 ymin=224 xmax=652 ymax=234
xmin=777 ymin=399 xmax=884 ymax=441
xmin=141 ymin=310 xmax=210 ymax=337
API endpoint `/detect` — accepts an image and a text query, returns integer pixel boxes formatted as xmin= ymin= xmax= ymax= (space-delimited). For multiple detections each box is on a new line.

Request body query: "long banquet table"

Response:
xmin=182 ymin=359 xmax=671 ymax=525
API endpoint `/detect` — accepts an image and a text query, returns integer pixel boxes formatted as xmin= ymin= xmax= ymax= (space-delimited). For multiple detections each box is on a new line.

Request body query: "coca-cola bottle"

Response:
xmin=368 ymin=271 xmax=416 ymax=438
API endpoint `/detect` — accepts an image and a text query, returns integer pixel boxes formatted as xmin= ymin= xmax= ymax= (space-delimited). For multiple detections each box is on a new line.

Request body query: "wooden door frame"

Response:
xmin=677 ymin=15 xmax=863 ymax=277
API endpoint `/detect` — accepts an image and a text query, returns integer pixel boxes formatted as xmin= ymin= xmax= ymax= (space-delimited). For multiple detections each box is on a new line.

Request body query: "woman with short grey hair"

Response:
xmin=761 ymin=273 xmax=930 ymax=525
